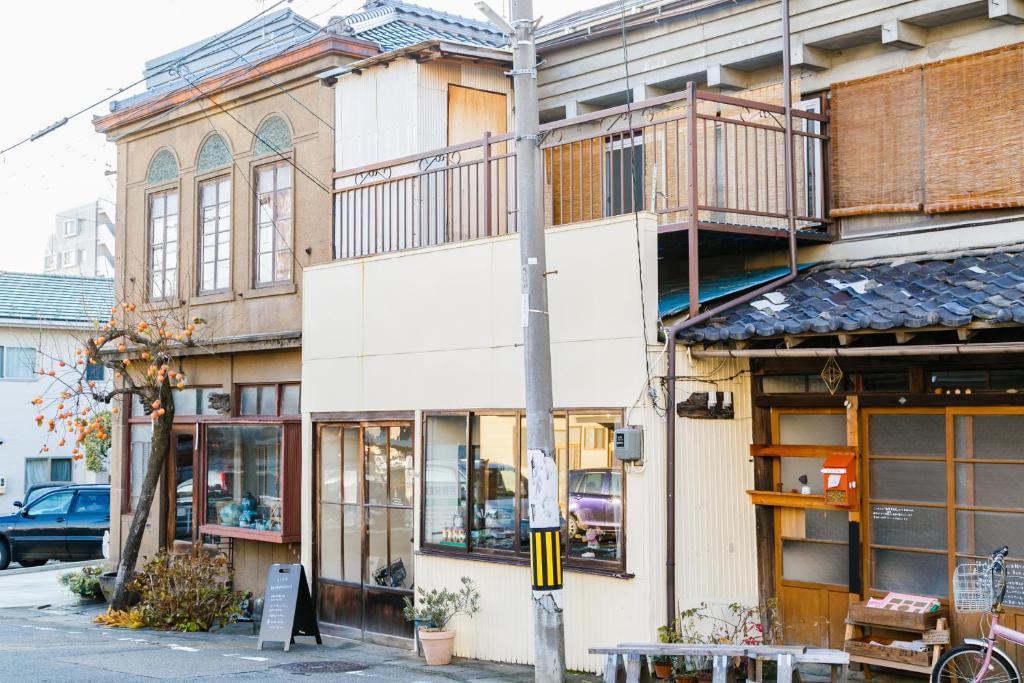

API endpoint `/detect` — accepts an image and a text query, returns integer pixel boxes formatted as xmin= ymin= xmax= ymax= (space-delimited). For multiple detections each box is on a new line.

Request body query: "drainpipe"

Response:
xmin=663 ymin=0 xmax=797 ymax=628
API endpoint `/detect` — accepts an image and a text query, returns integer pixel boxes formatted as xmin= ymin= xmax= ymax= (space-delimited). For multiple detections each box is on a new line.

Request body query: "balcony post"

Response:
xmin=782 ymin=0 xmax=797 ymax=270
xmin=686 ymin=81 xmax=700 ymax=317
xmin=482 ymin=130 xmax=492 ymax=236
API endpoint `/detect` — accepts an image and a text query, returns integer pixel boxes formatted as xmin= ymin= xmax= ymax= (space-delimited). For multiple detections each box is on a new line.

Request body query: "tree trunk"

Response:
xmin=110 ymin=382 xmax=175 ymax=610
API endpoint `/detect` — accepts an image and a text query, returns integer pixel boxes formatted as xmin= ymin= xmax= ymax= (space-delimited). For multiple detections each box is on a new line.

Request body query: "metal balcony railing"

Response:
xmin=331 ymin=83 xmax=831 ymax=260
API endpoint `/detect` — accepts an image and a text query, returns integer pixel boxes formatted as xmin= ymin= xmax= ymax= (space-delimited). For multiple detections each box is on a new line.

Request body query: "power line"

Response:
xmin=0 ymin=0 xmax=291 ymax=158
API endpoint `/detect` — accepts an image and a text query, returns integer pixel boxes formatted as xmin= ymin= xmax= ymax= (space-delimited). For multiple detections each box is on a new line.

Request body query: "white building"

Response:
xmin=43 ymin=200 xmax=115 ymax=277
xmin=0 ymin=272 xmax=114 ymax=510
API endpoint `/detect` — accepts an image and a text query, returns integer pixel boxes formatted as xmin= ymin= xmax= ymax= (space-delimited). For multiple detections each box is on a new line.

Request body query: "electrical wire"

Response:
xmin=0 ymin=0 xmax=292 ymax=158
xmin=618 ymin=0 xmax=664 ymax=417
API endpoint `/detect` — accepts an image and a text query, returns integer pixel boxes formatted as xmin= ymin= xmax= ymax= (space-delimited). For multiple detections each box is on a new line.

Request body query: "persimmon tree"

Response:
xmin=32 ymin=301 xmax=202 ymax=609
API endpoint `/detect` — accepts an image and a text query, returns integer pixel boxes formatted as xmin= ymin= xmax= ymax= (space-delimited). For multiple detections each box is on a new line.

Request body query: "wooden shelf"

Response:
xmin=199 ymin=524 xmax=298 ymax=544
xmin=747 ymin=490 xmax=845 ymax=510
xmin=750 ymin=444 xmax=857 ymax=458
xmin=848 ymin=653 xmax=933 ymax=675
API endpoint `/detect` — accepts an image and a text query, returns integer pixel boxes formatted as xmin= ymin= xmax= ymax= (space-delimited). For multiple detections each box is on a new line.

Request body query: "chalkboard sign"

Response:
xmin=257 ymin=564 xmax=322 ymax=651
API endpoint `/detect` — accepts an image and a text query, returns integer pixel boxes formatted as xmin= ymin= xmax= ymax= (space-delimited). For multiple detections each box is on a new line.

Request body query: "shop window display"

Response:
xmin=205 ymin=425 xmax=284 ymax=533
xmin=422 ymin=410 xmax=624 ymax=569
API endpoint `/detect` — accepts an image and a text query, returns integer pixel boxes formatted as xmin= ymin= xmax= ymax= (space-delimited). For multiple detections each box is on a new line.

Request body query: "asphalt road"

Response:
xmin=0 ymin=600 xmax=600 ymax=682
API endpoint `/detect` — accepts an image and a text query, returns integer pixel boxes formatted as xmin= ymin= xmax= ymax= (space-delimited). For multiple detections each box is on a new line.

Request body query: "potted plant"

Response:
xmin=654 ymin=622 xmax=682 ymax=680
xmin=58 ymin=565 xmax=104 ymax=602
xmin=402 ymin=577 xmax=480 ymax=666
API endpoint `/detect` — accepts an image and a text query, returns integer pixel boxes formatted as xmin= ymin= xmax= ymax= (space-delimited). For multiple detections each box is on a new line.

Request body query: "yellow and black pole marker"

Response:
xmin=530 ymin=527 xmax=563 ymax=591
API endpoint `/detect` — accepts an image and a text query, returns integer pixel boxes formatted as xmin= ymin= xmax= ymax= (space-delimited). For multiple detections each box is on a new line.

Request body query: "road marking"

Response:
xmin=222 ymin=653 xmax=268 ymax=662
xmin=168 ymin=645 xmax=200 ymax=652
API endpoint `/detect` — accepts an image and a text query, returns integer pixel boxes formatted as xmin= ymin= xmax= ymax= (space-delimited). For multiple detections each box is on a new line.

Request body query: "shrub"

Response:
xmin=127 ymin=544 xmax=245 ymax=632
xmin=58 ymin=565 xmax=104 ymax=601
xmin=402 ymin=577 xmax=480 ymax=631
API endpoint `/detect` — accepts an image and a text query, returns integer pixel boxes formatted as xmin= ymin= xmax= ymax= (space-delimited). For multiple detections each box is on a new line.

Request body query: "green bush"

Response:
xmin=128 ymin=544 xmax=244 ymax=632
xmin=58 ymin=565 xmax=104 ymax=601
xmin=402 ymin=576 xmax=480 ymax=631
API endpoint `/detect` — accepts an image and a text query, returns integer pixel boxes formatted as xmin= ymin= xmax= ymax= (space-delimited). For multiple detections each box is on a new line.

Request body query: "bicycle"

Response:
xmin=933 ymin=546 xmax=1023 ymax=683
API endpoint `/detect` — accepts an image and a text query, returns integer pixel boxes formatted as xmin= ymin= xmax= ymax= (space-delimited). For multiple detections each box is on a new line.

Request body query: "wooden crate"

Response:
xmin=847 ymin=602 xmax=947 ymax=631
xmin=844 ymin=635 xmax=931 ymax=668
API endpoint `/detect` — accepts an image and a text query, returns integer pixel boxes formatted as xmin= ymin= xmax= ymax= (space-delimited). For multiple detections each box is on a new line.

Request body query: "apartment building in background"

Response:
xmin=43 ymin=199 xmax=116 ymax=277
xmin=0 ymin=273 xmax=114 ymax=508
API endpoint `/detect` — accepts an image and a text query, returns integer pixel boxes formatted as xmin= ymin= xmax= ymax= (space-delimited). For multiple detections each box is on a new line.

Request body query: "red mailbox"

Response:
xmin=821 ymin=452 xmax=857 ymax=507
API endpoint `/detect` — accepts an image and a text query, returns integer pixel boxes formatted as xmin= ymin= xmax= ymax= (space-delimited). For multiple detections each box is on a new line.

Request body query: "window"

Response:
xmin=28 ymin=490 xmax=74 ymax=516
xmin=255 ymin=162 xmax=292 ymax=285
xmin=148 ymin=190 xmax=179 ymax=301
xmin=604 ymin=134 xmax=644 ymax=216
xmin=61 ymin=250 xmax=77 ymax=267
xmin=238 ymin=383 xmax=299 ymax=416
xmin=2 ymin=347 xmax=35 ymax=379
xmin=128 ymin=424 xmax=152 ymax=512
xmin=422 ymin=410 xmax=624 ymax=569
xmin=205 ymin=425 xmax=284 ymax=533
xmin=73 ymin=491 xmax=109 ymax=514
xmin=85 ymin=363 xmax=105 ymax=382
xmin=198 ymin=177 xmax=231 ymax=293
xmin=44 ymin=254 xmax=55 ymax=270
xmin=63 ymin=218 xmax=79 ymax=236
xmin=25 ymin=458 xmax=72 ymax=488
xmin=171 ymin=387 xmax=223 ymax=416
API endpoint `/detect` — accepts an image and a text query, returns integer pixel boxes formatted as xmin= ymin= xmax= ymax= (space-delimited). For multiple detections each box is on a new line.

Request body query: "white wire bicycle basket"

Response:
xmin=954 ymin=561 xmax=995 ymax=612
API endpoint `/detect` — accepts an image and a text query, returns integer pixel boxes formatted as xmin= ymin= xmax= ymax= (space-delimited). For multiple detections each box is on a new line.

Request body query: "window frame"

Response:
xmin=1 ymin=346 xmax=35 ymax=380
xmin=251 ymin=158 xmax=294 ymax=288
xmin=419 ymin=408 xmax=628 ymax=574
xmin=196 ymin=172 xmax=233 ymax=295
xmin=146 ymin=185 xmax=181 ymax=303
xmin=235 ymin=382 xmax=300 ymax=417
xmin=63 ymin=218 xmax=79 ymax=237
xmin=61 ymin=249 xmax=77 ymax=267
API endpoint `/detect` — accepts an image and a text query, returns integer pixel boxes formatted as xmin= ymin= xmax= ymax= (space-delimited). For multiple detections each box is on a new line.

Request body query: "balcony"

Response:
xmin=331 ymin=85 xmax=831 ymax=260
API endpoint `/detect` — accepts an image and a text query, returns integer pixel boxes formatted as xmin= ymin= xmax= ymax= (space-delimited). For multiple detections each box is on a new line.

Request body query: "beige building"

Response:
xmin=93 ymin=8 xmax=378 ymax=593
xmin=301 ymin=0 xmax=1024 ymax=674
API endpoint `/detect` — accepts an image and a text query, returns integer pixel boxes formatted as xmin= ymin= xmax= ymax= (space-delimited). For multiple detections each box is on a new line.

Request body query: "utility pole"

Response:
xmin=477 ymin=1 xmax=566 ymax=680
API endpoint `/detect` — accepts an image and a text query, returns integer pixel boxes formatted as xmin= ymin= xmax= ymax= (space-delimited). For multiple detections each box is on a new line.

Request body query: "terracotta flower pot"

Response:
xmin=653 ymin=660 xmax=674 ymax=679
xmin=419 ymin=628 xmax=456 ymax=665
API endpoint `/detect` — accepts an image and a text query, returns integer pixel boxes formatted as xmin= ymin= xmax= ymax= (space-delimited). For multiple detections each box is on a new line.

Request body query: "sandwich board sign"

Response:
xmin=256 ymin=563 xmax=322 ymax=651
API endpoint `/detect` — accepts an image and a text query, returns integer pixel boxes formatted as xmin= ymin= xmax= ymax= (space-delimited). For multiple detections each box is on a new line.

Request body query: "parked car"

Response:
xmin=567 ymin=468 xmax=622 ymax=538
xmin=12 ymin=481 xmax=70 ymax=511
xmin=0 ymin=484 xmax=110 ymax=570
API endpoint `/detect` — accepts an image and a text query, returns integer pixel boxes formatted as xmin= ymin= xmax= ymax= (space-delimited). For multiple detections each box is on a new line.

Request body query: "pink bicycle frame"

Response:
xmin=974 ymin=615 xmax=1024 ymax=682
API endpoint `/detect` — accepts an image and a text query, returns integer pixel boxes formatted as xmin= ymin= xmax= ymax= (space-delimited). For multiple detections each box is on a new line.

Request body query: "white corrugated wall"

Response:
xmin=674 ymin=352 xmax=759 ymax=608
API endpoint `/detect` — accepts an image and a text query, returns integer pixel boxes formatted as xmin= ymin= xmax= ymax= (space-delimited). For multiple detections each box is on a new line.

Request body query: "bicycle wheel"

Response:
xmin=933 ymin=644 xmax=1020 ymax=683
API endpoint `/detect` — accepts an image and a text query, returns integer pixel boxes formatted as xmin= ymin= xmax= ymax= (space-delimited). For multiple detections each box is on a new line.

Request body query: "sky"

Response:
xmin=0 ymin=0 xmax=598 ymax=275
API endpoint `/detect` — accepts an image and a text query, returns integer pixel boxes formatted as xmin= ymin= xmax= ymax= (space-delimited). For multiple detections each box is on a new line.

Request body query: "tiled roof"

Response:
xmin=0 ymin=273 xmax=115 ymax=326
xmin=353 ymin=20 xmax=497 ymax=52
xmin=682 ymin=247 xmax=1024 ymax=343
xmin=342 ymin=0 xmax=505 ymax=51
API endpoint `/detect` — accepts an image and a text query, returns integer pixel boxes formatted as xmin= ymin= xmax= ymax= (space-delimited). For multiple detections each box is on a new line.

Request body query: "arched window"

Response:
xmin=253 ymin=115 xmax=292 ymax=157
xmin=196 ymin=134 xmax=232 ymax=173
xmin=147 ymin=149 xmax=179 ymax=184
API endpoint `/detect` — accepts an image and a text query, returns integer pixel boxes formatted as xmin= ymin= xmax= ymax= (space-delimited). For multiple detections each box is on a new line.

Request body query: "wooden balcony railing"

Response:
xmin=332 ymin=84 xmax=831 ymax=260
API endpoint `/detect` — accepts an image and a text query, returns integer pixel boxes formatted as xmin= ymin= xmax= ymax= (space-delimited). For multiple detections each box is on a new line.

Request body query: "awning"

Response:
xmin=682 ymin=246 xmax=1024 ymax=343
xmin=658 ymin=264 xmax=815 ymax=320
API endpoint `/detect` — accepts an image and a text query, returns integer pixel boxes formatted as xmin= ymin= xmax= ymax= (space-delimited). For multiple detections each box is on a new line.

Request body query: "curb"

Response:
xmin=2 ymin=559 xmax=99 ymax=576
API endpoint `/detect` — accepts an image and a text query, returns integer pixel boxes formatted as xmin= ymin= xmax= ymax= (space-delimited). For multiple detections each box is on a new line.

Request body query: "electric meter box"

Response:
xmin=0 ymin=476 xmax=5 ymax=494
xmin=614 ymin=426 xmax=643 ymax=462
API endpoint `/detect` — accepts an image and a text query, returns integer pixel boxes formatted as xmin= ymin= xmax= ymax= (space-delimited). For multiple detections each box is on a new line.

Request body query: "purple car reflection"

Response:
xmin=567 ymin=468 xmax=622 ymax=539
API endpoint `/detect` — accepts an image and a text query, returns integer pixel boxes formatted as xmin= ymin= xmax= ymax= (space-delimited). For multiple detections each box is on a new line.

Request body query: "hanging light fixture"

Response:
xmin=821 ymin=356 xmax=844 ymax=395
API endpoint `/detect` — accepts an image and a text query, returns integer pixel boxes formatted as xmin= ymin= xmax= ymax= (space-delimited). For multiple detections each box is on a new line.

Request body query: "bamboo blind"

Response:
xmin=831 ymin=42 xmax=1024 ymax=218
xmin=830 ymin=67 xmax=924 ymax=217
xmin=923 ymin=44 xmax=1024 ymax=213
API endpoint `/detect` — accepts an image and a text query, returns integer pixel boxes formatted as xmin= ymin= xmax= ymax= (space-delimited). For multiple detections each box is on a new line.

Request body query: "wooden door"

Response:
xmin=165 ymin=425 xmax=198 ymax=545
xmin=446 ymin=85 xmax=508 ymax=241
xmin=772 ymin=408 xmax=859 ymax=649
xmin=316 ymin=422 xmax=415 ymax=644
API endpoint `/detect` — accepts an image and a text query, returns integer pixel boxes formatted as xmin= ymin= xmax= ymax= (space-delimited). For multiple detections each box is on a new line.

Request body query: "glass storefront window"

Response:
xmin=567 ymin=413 xmax=623 ymax=562
xmin=424 ymin=410 xmax=626 ymax=569
xmin=172 ymin=387 xmax=224 ymax=416
xmin=205 ymin=425 xmax=283 ymax=532
xmin=423 ymin=415 xmax=468 ymax=548
xmin=472 ymin=415 xmax=518 ymax=551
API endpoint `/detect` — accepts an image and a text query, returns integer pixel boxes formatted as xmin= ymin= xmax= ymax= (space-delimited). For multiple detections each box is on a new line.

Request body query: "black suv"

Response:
xmin=0 ymin=484 xmax=109 ymax=570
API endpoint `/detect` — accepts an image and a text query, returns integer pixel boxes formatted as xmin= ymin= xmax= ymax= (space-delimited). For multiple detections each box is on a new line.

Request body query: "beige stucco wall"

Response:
xmin=301 ymin=213 xmax=667 ymax=670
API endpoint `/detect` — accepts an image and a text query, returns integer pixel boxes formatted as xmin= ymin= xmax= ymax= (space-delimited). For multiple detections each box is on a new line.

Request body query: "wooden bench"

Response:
xmin=588 ymin=644 xmax=850 ymax=683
